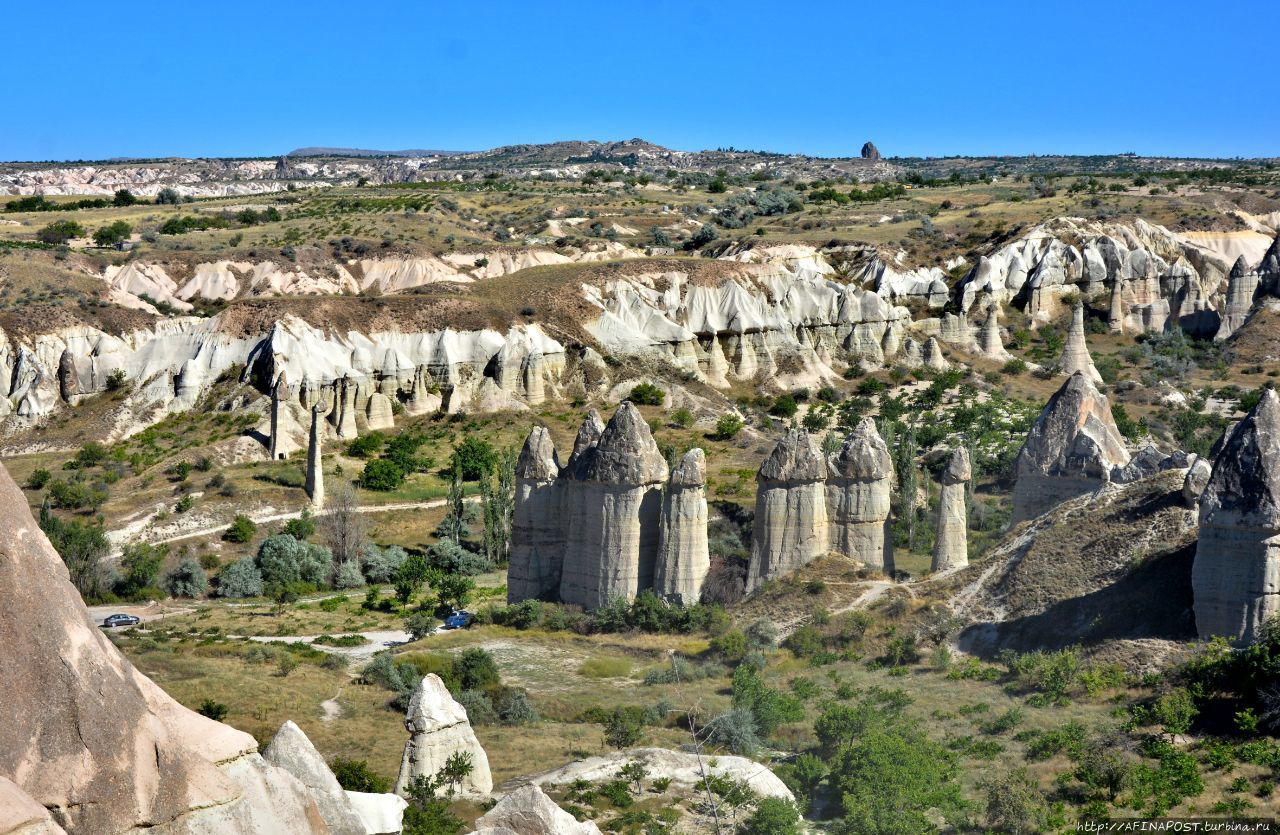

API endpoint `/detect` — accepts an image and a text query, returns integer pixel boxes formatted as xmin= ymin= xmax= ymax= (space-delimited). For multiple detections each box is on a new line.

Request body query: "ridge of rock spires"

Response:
xmin=262 ymin=720 xmax=369 ymax=835
xmin=330 ymin=376 xmax=358 ymax=439
xmin=923 ymin=336 xmax=949 ymax=372
xmin=305 ymin=402 xmax=324 ymax=509
xmin=406 ymin=365 xmax=442 ymax=415
xmin=1059 ymin=302 xmax=1102 ymax=382
xmin=979 ymin=306 xmax=1011 ymax=361
xmin=395 ymin=674 xmax=493 ymax=798
xmin=748 ymin=428 xmax=829 ymax=591
xmin=1011 ymin=372 xmax=1131 ymax=523
xmin=931 ymin=447 xmax=971 ymax=572
xmin=269 ymin=371 xmax=288 ymax=460
xmin=559 ymin=402 xmax=669 ymax=608
xmin=1260 ymin=234 xmax=1280 ymax=279
xmin=473 ymin=784 xmax=603 ymax=835
xmin=1108 ymin=277 xmax=1126 ymax=334
xmin=508 ymin=425 xmax=563 ymax=603
xmin=1215 ymin=255 xmax=1260 ymax=341
xmin=655 ymin=448 xmax=711 ymax=605
xmin=1193 ymin=389 xmax=1280 ymax=645
xmin=826 ymin=418 xmax=894 ymax=573
xmin=0 ymin=462 xmax=336 ymax=834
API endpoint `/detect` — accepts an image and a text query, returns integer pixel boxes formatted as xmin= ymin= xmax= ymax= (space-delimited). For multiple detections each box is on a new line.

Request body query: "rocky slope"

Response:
xmin=0 ymin=461 xmax=398 ymax=833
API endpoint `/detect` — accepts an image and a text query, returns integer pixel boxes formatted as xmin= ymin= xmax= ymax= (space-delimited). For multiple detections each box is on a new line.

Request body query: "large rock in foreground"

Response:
xmin=1193 ymin=389 xmax=1280 ymax=644
xmin=263 ymin=720 xmax=368 ymax=835
xmin=472 ymin=784 xmax=602 ymax=835
xmin=395 ymin=674 xmax=493 ymax=798
xmin=0 ymin=463 xmax=330 ymax=834
xmin=1011 ymin=372 xmax=1130 ymax=523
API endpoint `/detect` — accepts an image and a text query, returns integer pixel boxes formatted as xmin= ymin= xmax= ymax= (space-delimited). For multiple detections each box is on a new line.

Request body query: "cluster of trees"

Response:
xmin=5 ymin=189 xmax=146 ymax=213
xmin=35 ymin=218 xmax=132 ymax=246
xmin=355 ymin=431 xmax=435 ymax=491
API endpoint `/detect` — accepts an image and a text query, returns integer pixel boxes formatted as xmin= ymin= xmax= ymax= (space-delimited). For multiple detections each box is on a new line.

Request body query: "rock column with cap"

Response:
xmin=395 ymin=674 xmax=492 ymax=798
xmin=1193 ymin=389 xmax=1280 ymax=645
xmin=508 ymin=426 xmax=563 ymax=603
xmin=305 ymin=403 xmax=324 ymax=509
xmin=655 ymin=448 xmax=711 ymax=605
xmin=269 ymin=372 xmax=288 ymax=460
xmin=1216 ymin=255 xmax=1260 ymax=341
xmin=558 ymin=403 xmax=668 ymax=608
xmin=1059 ymin=302 xmax=1102 ymax=382
xmin=931 ymin=447 xmax=971 ymax=572
xmin=979 ymin=307 xmax=1011 ymax=361
xmin=748 ymin=429 xmax=830 ymax=590
xmin=826 ymin=418 xmax=894 ymax=573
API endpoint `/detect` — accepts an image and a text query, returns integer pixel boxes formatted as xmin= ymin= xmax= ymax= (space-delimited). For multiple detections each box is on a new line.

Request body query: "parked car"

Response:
xmin=102 ymin=613 xmax=141 ymax=628
xmin=442 ymin=610 xmax=473 ymax=630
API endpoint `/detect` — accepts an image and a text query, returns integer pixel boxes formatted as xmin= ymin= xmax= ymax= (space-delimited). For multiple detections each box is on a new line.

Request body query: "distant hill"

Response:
xmin=286 ymin=147 xmax=467 ymax=158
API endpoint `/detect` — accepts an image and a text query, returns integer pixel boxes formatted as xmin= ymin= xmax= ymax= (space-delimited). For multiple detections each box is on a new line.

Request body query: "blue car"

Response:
xmin=443 ymin=610 xmax=473 ymax=630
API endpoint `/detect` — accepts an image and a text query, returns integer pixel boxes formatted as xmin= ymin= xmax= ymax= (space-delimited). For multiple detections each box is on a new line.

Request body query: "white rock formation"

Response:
xmin=931 ymin=447 xmax=971 ymax=572
xmin=923 ymin=336 xmax=949 ymax=372
xmin=1011 ymin=372 xmax=1131 ymax=523
xmin=1182 ymin=456 xmax=1211 ymax=508
xmin=748 ymin=429 xmax=830 ymax=590
xmin=395 ymin=674 xmax=493 ymax=799
xmin=655 ymin=448 xmax=710 ymax=605
xmin=1216 ymin=255 xmax=1260 ymax=341
xmin=508 ymin=426 xmax=563 ymax=603
xmin=472 ymin=784 xmax=603 ymax=835
xmin=826 ymin=419 xmax=894 ymax=573
xmin=978 ymin=308 xmax=1011 ymax=361
xmin=365 ymin=392 xmax=395 ymax=431
xmin=0 ymin=462 xmax=334 ymax=834
xmin=559 ymin=403 xmax=669 ymax=608
xmin=1108 ymin=277 xmax=1126 ymax=334
xmin=1059 ymin=302 xmax=1102 ymax=382
xmin=344 ymin=792 xmax=408 ymax=835
xmin=262 ymin=720 xmax=368 ymax=835
xmin=305 ymin=403 xmax=324 ymax=509
xmin=1193 ymin=389 xmax=1280 ymax=645
xmin=269 ymin=372 xmax=289 ymax=460
xmin=524 ymin=748 xmax=794 ymax=803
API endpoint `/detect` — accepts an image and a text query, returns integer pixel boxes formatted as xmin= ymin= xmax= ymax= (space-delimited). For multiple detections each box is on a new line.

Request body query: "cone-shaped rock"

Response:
xmin=474 ymin=784 xmax=603 ymax=835
xmin=748 ymin=429 xmax=829 ymax=590
xmin=826 ymin=418 xmax=894 ymax=573
xmin=655 ymin=448 xmax=711 ymax=605
xmin=923 ymin=336 xmax=949 ymax=372
xmin=1193 ymin=389 xmax=1280 ymax=644
xmin=508 ymin=426 xmax=563 ymax=603
xmin=365 ymin=392 xmax=395 ymax=431
xmin=979 ymin=308 xmax=1011 ymax=361
xmin=406 ymin=365 xmax=442 ymax=415
xmin=263 ymin=720 xmax=366 ymax=834
xmin=1011 ymin=372 xmax=1130 ymax=523
xmin=931 ymin=447 xmax=971 ymax=572
xmin=1215 ymin=255 xmax=1260 ymax=341
xmin=0 ymin=463 xmax=334 ymax=833
xmin=305 ymin=403 xmax=324 ymax=509
xmin=395 ymin=674 xmax=492 ymax=798
xmin=559 ymin=403 xmax=669 ymax=608
xmin=1059 ymin=302 xmax=1102 ymax=382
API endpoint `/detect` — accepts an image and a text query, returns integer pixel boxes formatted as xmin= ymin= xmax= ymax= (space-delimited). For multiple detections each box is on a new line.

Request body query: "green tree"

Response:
xmin=833 ymin=726 xmax=965 ymax=834
xmin=156 ymin=187 xmax=181 ymax=205
xmin=714 ymin=413 xmax=744 ymax=440
xmin=118 ymin=542 xmax=165 ymax=595
xmin=163 ymin=557 xmax=208 ymax=598
xmin=329 ymin=758 xmax=390 ymax=793
xmin=393 ymin=553 xmax=431 ymax=604
xmin=405 ymin=610 xmax=438 ymax=641
xmin=452 ymin=436 xmax=497 ymax=481
xmin=628 ymin=382 xmax=665 ymax=406
xmin=741 ymin=798 xmax=801 ymax=835
xmin=604 ymin=707 xmax=644 ymax=750
xmin=37 ymin=219 xmax=84 ymax=244
xmin=38 ymin=502 xmax=110 ymax=600
xmin=93 ymin=220 xmax=132 ymax=247
xmin=1152 ymin=688 xmax=1198 ymax=740
xmin=359 ymin=458 xmax=406 ymax=491
xmin=438 ymin=751 xmax=473 ymax=797
xmin=982 ymin=768 xmax=1042 ymax=834
xmin=224 ymin=514 xmax=257 ymax=543
xmin=455 ymin=647 xmax=500 ymax=690
xmin=112 ymin=189 xmax=138 ymax=206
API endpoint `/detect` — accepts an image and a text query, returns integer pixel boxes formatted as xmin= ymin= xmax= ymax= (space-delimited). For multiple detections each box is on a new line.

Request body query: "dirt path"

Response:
xmin=321 ymin=686 xmax=345 ymax=722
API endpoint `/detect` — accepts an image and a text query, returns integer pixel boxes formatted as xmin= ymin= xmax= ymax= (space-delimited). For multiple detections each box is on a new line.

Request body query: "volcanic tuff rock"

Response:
xmin=978 ymin=307 xmax=1011 ymax=361
xmin=507 ymin=426 xmax=563 ymax=603
xmin=0 ymin=777 xmax=65 ymax=835
xmin=1216 ymin=255 xmax=1260 ymax=341
xmin=861 ymin=141 xmax=881 ymax=160
xmin=262 ymin=720 xmax=368 ymax=835
xmin=1012 ymin=372 xmax=1131 ymax=523
xmin=826 ymin=418 xmax=894 ymax=573
xmin=0 ymin=462 xmax=333 ymax=834
xmin=472 ymin=785 xmax=603 ymax=835
xmin=1193 ymin=389 xmax=1280 ymax=644
xmin=1059 ymin=302 xmax=1102 ymax=382
xmin=932 ymin=447 xmax=971 ymax=572
xmin=305 ymin=403 xmax=324 ymax=508
xmin=655 ymin=448 xmax=711 ymax=605
xmin=556 ymin=403 xmax=670 ymax=607
xmin=923 ymin=336 xmax=949 ymax=372
xmin=748 ymin=429 xmax=830 ymax=590
xmin=524 ymin=748 xmax=794 ymax=803
xmin=395 ymin=674 xmax=493 ymax=798
xmin=1183 ymin=456 xmax=1212 ymax=507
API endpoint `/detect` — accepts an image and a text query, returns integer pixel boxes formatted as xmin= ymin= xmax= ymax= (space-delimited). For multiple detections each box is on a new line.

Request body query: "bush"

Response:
xmin=451 ymin=436 xmax=497 ymax=481
xmin=359 ymin=458 xmax=406 ymax=491
xmin=714 ymin=414 xmax=744 ymax=440
xmin=37 ymin=219 xmax=85 ymax=245
xmin=330 ymin=758 xmax=390 ymax=793
xmin=406 ymin=610 xmax=438 ymax=641
xmin=93 ymin=220 xmax=132 ymax=247
xmin=164 ymin=558 xmax=208 ymax=598
xmin=605 ymin=707 xmax=645 ymax=749
xmin=224 ymin=515 xmax=257 ymax=543
xmin=769 ymin=394 xmax=798 ymax=419
xmin=495 ymin=688 xmax=539 ymax=725
xmin=26 ymin=468 xmax=51 ymax=489
xmin=256 ymin=535 xmax=333 ymax=589
xmin=628 ymin=383 xmax=665 ymax=406
xmin=741 ymin=797 xmax=801 ymax=835
xmin=454 ymin=689 xmax=497 ymax=725
xmin=671 ymin=407 xmax=694 ymax=428
xmin=217 ymin=558 xmax=264 ymax=598
xmin=361 ymin=543 xmax=407 ymax=584
xmin=704 ymin=708 xmax=761 ymax=755
xmin=455 ymin=648 xmax=500 ymax=691
xmin=197 ymin=699 xmax=228 ymax=721
xmin=425 ymin=538 xmax=491 ymax=576
xmin=333 ymin=560 xmax=365 ymax=589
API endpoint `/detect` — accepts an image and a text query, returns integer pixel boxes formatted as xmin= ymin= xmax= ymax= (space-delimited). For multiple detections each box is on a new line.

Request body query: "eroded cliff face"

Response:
xmin=1193 ymin=389 xmax=1280 ymax=645
xmin=0 ymin=462 xmax=350 ymax=834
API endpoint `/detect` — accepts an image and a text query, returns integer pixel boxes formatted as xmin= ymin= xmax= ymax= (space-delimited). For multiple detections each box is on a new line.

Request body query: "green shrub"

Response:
xmin=330 ymin=758 xmax=390 ymax=793
xmin=224 ymin=515 xmax=257 ymax=543
xmin=628 ymin=382 xmax=665 ymax=406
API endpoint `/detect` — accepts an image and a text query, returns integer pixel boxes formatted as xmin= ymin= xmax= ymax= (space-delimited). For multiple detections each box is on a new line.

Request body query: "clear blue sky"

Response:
xmin=3 ymin=0 xmax=1276 ymax=161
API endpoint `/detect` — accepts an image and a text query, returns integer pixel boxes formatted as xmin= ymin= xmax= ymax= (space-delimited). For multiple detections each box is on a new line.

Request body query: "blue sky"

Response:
xmin=3 ymin=0 xmax=1276 ymax=161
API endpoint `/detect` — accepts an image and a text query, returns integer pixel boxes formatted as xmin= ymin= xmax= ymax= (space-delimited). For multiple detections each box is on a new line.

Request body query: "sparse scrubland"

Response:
xmin=5 ymin=147 xmax=1280 ymax=833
